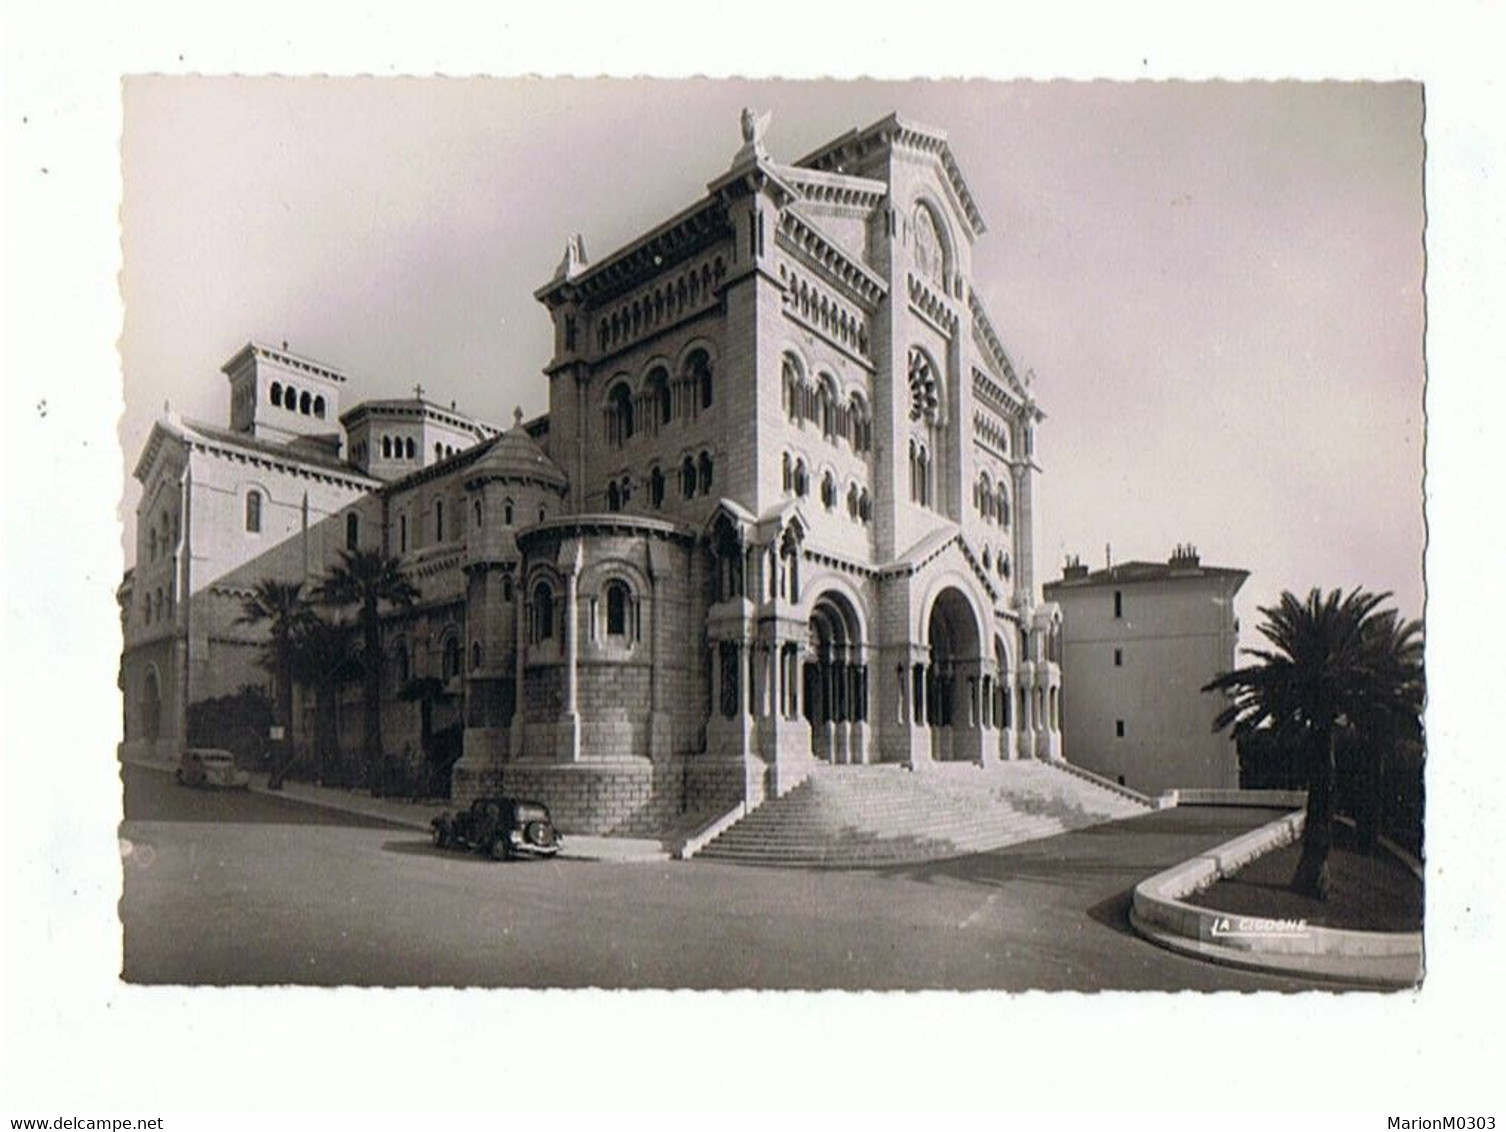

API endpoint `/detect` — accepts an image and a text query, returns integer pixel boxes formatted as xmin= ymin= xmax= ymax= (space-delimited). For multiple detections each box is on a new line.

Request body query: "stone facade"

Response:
xmin=120 ymin=111 xmax=1065 ymax=835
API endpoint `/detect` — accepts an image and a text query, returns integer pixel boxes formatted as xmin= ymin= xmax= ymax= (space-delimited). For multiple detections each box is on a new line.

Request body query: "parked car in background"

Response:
xmin=175 ymin=747 xmax=251 ymax=789
xmin=431 ymin=796 xmax=562 ymax=861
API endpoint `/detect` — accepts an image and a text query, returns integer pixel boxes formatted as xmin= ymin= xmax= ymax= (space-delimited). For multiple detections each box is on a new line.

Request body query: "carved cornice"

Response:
xmin=775 ymin=208 xmax=887 ymax=310
xmin=968 ymin=290 xmax=1031 ymax=401
xmin=535 ymin=198 xmax=729 ymax=310
xmin=907 ymin=272 xmax=959 ymax=336
xmin=796 ymin=114 xmax=986 ymax=238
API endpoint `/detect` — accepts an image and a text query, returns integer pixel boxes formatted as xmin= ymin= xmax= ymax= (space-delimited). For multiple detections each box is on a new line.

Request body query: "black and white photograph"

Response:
xmin=4 ymin=3 xmax=1502 ymax=1127
xmin=114 ymin=77 xmax=1426 ymax=993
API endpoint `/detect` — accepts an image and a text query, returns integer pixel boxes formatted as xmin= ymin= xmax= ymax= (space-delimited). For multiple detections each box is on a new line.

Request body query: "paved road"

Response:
xmin=120 ymin=764 xmax=1318 ymax=990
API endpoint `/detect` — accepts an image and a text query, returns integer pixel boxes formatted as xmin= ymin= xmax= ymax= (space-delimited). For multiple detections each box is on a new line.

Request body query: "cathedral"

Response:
xmin=119 ymin=110 xmax=1065 ymax=835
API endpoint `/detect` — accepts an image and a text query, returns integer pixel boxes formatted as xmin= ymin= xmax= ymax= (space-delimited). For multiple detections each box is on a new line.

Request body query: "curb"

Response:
xmin=1129 ymin=811 xmax=1424 ymax=989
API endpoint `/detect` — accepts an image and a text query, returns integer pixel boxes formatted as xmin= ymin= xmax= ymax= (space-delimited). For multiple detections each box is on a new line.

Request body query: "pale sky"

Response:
xmin=120 ymin=77 xmax=1426 ymax=628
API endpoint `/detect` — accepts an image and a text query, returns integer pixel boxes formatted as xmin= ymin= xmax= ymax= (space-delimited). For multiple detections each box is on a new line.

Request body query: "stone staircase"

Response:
xmin=693 ymin=759 xmax=1153 ymax=867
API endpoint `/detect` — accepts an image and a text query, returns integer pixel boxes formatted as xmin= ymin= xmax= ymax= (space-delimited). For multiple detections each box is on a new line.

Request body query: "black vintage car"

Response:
xmin=431 ymin=796 xmax=562 ymax=861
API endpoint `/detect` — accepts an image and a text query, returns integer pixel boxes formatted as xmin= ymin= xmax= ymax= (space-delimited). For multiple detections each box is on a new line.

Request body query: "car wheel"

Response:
xmin=432 ymin=822 xmax=449 ymax=849
xmin=487 ymin=836 xmax=510 ymax=862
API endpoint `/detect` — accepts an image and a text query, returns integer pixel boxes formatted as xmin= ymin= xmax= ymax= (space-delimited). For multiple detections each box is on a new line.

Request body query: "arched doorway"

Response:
xmin=923 ymin=587 xmax=981 ymax=762
xmin=804 ymin=592 xmax=867 ymax=762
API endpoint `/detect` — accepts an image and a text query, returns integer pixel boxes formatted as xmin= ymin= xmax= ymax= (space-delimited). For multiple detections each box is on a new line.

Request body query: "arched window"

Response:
xmin=393 ymin=640 xmax=410 ymax=686
xmin=382 ymin=436 xmax=392 ymax=459
xmin=284 ymin=385 xmax=298 ymax=413
xmin=821 ymin=471 xmax=837 ymax=510
xmin=850 ymin=393 xmax=871 ymax=452
xmin=473 ymin=499 xmax=483 ymax=529
xmin=607 ymin=481 xmax=622 ymax=512
xmin=681 ymin=456 xmax=696 ymax=499
xmin=998 ymin=489 xmax=1011 ymax=528
xmin=698 ymin=452 xmax=713 ymax=495
xmin=270 ymin=382 xmax=283 ymax=408
xmin=147 ymin=526 xmax=157 ymax=561
xmin=782 ymin=452 xmax=793 ymax=493
xmin=532 ymin=583 xmax=555 ymax=642
xmin=471 ymin=641 xmax=482 ymax=672
xmin=502 ymin=575 xmax=514 ymax=602
xmin=399 ymin=514 xmax=408 ymax=553
xmin=815 ymin=378 xmax=834 ymax=440
xmin=504 ymin=498 xmax=514 ymax=526
xmin=434 ymin=500 xmax=444 ymax=543
xmin=649 ymin=466 xmax=665 ymax=509
xmin=858 ymin=487 xmax=872 ymax=523
xmin=538 ymin=505 xmax=547 ymax=523
xmin=435 ymin=442 xmax=443 ymax=460
xmin=913 ymin=202 xmax=948 ymax=286
xmin=299 ymin=391 xmax=312 ymax=415
xmin=608 ymin=382 xmax=634 ymax=445
xmin=983 ymin=546 xmax=992 ymax=570
xmin=346 ymin=512 xmax=360 ymax=551
xmin=245 ymin=490 xmax=262 ymax=533
xmin=794 ymin=459 xmax=809 ymax=498
xmin=313 ymin=395 xmax=325 ymax=419
xmin=908 ymin=348 xmax=941 ymax=423
xmin=688 ymin=349 xmax=712 ymax=410
xmin=847 ymin=482 xmax=859 ymax=518
xmin=405 ymin=438 xmax=416 ymax=460
xmin=782 ymin=355 xmax=802 ymax=422
xmin=605 ymin=580 xmax=631 ymax=638
xmin=647 ymin=367 xmax=671 ymax=426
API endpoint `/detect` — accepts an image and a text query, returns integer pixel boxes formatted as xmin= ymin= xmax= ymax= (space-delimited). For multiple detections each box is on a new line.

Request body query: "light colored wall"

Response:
xmin=1050 ymin=574 xmax=1242 ymax=792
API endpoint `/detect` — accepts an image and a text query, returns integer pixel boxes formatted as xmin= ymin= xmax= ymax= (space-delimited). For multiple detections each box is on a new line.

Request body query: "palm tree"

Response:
xmin=1204 ymin=588 xmax=1424 ymax=900
xmin=236 ymin=579 xmax=314 ymax=786
xmin=314 ymin=550 xmax=420 ymax=794
xmin=289 ymin=614 xmax=359 ymax=786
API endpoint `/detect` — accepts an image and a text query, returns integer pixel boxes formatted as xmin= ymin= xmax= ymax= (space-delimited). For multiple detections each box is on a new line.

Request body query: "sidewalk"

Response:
xmin=122 ymin=755 xmax=672 ymax=862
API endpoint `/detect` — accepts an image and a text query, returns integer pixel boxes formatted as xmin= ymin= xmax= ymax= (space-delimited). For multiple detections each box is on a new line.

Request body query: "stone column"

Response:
xmin=557 ymin=542 xmax=582 ymax=763
xmin=509 ymin=573 xmax=525 ymax=760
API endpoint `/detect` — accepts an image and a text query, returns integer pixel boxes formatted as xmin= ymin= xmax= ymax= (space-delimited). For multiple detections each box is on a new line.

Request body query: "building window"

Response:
xmin=435 ymin=500 xmax=445 ymax=543
xmin=820 ymin=471 xmax=837 ymax=510
xmin=284 ymin=385 xmax=298 ymax=412
xmin=1114 ymin=590 xmax=1123 ymax=619
xmin=245 ymin=490 xmax=262 ymax=533
xmin=649 ymin=466 xmax=665 ymax=509
xmin=270 ymin=382 xmax=283 ymax=408
xmin=647 ymin=367 xmax=671 ymax=426
xmin=538 ymin=505 xmax=547 ymax=523
xmin=346 ymin=512 xmax=359 ymax=551
xmin=502 ymin=576 xmax=514 ymax=602
xmin=847 ymin=482 xmax=859 ymax=519
xmin=782 ymin=452 xmax=793 ymax=494
xmin=698 ymin=452 xmax=713 ymax=495
xmin=403 ymin=437 xmax=414 ymax=460
xmin=607 ymin=481 xmax=622 ymax=512
xmin=443 ymin=636 xmax=461 ymax=681
xmin=1115 ymin=719 xmax=1125 ymax=738
xmin=532 ymin=583 xmax=555 ymax=642
xmin=313 ymin=395 xmax=325 ymax=419
xmin=473 ymin=499 xmax=483 ymax=529
xmin=299 ymin=391 xmax=312 ymax=414
xmin=608 ymin=382 xmax=634 ymax=445
xmin=504 ymin=498 xmax=514 ymax=526
xmin=794 ymin=459 xmax=809 ymax=498
xmin=435 ymin=442 xmax=444 ymax=461
xmin=688 ymin=349 xmax=712 ymax=410
xmin=393 ymin=642 xmax=410 ymax=686
xmin=681 ymin=456 xmax=696 ymax=499
xmin=382 ymin=436 xmax=392 ymax=459
xmin=1114 ymin=648 xmax=1123 ymax=667
xmin=399 ymin=514 xmax=408 ymax=553
xmin=471 ymin=641 xmax=483 ymax=672
xmin=858 ymin=488 xmax=871 ymax=523
xmin=605 ymin=580 xmax=630 ymax=638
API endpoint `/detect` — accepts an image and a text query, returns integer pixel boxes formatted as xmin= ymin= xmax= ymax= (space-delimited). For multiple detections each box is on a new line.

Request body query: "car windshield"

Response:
xmin=515 ymin=804 xmax=549 ymax=823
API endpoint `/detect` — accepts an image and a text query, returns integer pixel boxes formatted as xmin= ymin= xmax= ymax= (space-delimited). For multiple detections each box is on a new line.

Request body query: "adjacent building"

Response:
xmin=1043 ymin=546 xmax=1247 ymax=794
xmin=119 ymin=110 xmax=1066 ymax=835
